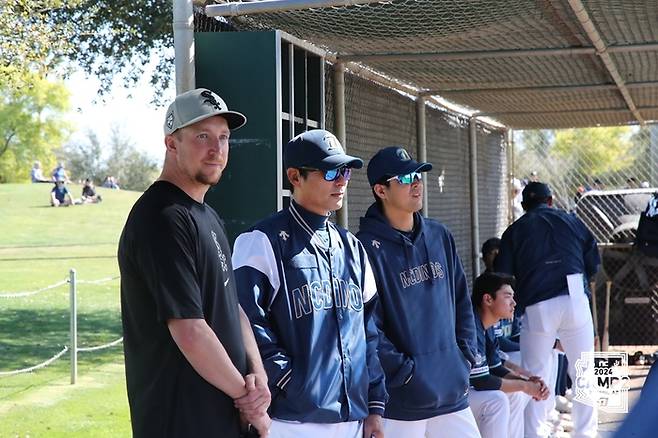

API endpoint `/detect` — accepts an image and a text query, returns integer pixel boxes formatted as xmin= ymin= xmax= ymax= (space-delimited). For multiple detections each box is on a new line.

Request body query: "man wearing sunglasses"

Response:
xmin=233 ymin=129 xmax=387 ymax=438
xmin=357 ymin=147 xmax=480 ymax=438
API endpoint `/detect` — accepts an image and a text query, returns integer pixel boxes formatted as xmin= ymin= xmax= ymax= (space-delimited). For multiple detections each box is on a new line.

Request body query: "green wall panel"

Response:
xmin=195 ymin=31 xmax=280 ymax=244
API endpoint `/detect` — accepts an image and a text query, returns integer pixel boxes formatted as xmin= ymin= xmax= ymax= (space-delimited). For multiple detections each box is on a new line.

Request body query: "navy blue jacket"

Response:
xmin=495 ymin=205 xmax=600 ymax=314
xmin=357 ymin=204 xmax=477 ymax=421
xmin=493 ymin=318 xmax=520 ymax=353
xmin=470 ymin=312 xmax=509 ymax=391
xmin=232 ymin=201 xmax=387 ymax=423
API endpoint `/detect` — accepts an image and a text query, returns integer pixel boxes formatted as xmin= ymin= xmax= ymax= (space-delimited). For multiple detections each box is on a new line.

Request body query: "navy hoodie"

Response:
xmin=357 ymin=203 xmax=477 ymax=421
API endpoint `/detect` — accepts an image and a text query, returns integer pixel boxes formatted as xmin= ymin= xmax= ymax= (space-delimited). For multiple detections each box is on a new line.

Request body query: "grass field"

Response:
xmin=0 ymin=183 xmax=142 ymax=437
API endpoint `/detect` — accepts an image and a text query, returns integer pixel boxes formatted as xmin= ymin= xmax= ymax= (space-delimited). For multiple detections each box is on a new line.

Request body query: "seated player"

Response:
xmin=482 ymin=237 xmax=521 ymax=362
xmin=468 ymin=272 xmax=549 ymax=438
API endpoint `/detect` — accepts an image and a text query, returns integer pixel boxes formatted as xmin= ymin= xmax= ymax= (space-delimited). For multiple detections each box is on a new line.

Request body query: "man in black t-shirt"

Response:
xmin=118 ymin=88 xmax=271 ymax=438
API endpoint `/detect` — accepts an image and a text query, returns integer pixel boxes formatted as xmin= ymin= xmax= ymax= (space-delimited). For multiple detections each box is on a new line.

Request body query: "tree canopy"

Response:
xmin=0 ymin=72 xmax=71 ymax=182
xmin=62 ymin=127 xmax=160 ymax=191
xmin=1 ymin=0 xmax=177 ymax=99
xmin=1 ymin=1 xmax=81 ymax=88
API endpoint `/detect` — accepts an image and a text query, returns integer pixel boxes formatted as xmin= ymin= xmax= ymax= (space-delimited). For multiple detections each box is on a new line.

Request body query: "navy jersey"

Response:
xmin=495 ymin=205 xmax=600 ymax=314
xmin=470 ymin=314 xmax=507 ymax=391
xmin=358 ymin=204 xmax=477 ymax=420
xmin=493 ymin=317 xmax=520 ymax=353
xmin=232 ymin=200 xmax=387 ymax=423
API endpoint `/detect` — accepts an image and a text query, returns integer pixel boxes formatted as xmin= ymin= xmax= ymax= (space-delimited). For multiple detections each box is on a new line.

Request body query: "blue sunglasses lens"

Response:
xmin=324 ymin=167 xmax=351 ymax=181
xmin=396 ymin=172 xmax=422 ymax=184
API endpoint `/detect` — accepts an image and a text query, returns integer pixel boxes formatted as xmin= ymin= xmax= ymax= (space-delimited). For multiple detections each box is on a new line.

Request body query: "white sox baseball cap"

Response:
xmin=163 ymin=88 xmax=247 ymax=135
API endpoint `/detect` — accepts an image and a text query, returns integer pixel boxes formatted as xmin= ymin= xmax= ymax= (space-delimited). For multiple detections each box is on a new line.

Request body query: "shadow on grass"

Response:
xmin=0 ymin=308 xmax=122 ymax=371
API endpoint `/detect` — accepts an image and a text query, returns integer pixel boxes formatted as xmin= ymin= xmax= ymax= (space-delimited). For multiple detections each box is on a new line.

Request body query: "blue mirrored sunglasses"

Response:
xmin=302 ymin=166 xmax=352 ymax=182
xmin=387 ymin=171 xmax=422 ymax=185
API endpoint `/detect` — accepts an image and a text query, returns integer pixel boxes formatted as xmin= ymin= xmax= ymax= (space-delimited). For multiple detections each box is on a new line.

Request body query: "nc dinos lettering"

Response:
xmin=291 ymin=279 xmax=363 ymax=319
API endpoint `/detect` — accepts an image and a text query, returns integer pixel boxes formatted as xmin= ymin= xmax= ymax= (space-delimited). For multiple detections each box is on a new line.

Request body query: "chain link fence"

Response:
xmin=513 ymin=125 xmax=658 ymax=346
xmin=324 ymin=65 xmax=509 ymax=282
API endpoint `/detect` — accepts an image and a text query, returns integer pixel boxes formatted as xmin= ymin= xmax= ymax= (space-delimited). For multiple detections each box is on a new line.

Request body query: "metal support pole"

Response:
xmin=469 ymin=117 xmax=481 ymax=278
xmin=416 ymin=96 xmax=428 ymax=217
xmin=334 ymin=62 xmax=348 ymax=229
xmin=173 ymin=0 xmax=195 ymax=93
xmin=206 ymin=0 xmax=382 ymax=17
xmin=602 ymin=280 xmax=612 ymax=351
xmin=567 ymin=0 xmax=644 ymax=124
xmin=650 ymin=124 xmax=658 ymax=186
xmin=507 ymin=129 xmax=515 ymax=225
xmin=70 ymin=269 xmax=78 ymax=384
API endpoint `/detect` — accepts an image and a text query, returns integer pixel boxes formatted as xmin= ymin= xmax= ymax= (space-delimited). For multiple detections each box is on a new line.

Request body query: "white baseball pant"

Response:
xmin=521 ymin=294 xmax=597 ymax=438
xmin=268 ymin=419 xmax=362 ymax=438
xmin=382 ymin=407 xmax=481 ymax=438
xmin=468 ymin=389 xmax=528 ymax=438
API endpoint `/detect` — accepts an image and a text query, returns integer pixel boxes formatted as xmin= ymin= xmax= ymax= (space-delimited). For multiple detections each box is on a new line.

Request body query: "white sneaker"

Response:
xmin=561 ymin=419 xmax=574 ymax=432
xmin=548 ymin=408 xmax=560 ymax=423
xmin=564 ymin=388 xmax=574 ymax=401
xmin=556 ymin=395 xmax=572 ymax=413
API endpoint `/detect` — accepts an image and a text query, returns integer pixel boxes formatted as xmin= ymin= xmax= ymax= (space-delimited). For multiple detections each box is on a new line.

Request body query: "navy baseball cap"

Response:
xmin=284 ymin=130 xmax=363 ymax=171
xmin=522 ymin=182 xmax=552 ymax=204
xmin=367 ymin=146 xmax=433 ymax=186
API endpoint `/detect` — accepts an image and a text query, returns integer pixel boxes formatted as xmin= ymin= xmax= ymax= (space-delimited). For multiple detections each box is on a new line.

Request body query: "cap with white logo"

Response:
xmin=284 ymin=129 xmax=363 ymax=171
xmin=163 ymin=88 xmax=247 ymax=135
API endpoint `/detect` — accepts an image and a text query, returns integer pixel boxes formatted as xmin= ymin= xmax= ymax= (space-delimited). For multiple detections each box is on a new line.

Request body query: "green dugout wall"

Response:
xmin=195 ymin=31 xmax=325 ymax=243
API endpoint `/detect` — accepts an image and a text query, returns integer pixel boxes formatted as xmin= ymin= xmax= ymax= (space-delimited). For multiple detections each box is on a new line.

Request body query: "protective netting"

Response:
xmin=199 ymin=0 xmax=658 ymax=129
xmin=323 ymin=64 xmax=508 ymax=281
xmin=513 ymin=126 xmax=658 ymax=345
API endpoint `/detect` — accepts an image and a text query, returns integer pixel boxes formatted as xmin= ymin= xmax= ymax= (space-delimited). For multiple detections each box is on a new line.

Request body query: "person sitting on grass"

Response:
xmin=31 ymin=161 xmax=50 ymax=183
xmin=51 ymin=162 xmax=70 ymax=183
xmin=81 ymin=178 xmax=102 ymax=204
xmin=50 ymin=177 xmax=76 ymax=207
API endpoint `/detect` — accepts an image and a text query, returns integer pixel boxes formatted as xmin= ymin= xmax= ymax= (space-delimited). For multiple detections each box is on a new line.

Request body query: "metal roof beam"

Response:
xmin=567 ymin=0 xmax=644 ymax=124
xmin=206 ymin=0 xmax=382 ymax=17
xmin=480 ymin=106 xmax=658 ymax=117
xmin=420 ymin=81 xmax=658 ymax=96
xmin=337 ymin=43 xmax=658 ymax=63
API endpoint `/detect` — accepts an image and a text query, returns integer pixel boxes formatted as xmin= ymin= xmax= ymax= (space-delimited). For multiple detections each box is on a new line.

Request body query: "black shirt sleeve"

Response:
xmin=491 ymin=364 xmax=511 ymax=378
xmin=471 ymin=374 xmax=503 ymax=391
xmin=133 ymin=206 xmax=204 ymax=321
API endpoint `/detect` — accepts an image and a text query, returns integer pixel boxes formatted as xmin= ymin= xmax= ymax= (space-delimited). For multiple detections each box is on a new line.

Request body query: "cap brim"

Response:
xmin=317 ymin=154 xmax=364 ymax=170
xmin=369 ymin=161 xmax=432 ymax=186
xmin=177 ymin=110 xmax=247 ymax=132
xmin=399 ymin=161 xmax=432 ymax=175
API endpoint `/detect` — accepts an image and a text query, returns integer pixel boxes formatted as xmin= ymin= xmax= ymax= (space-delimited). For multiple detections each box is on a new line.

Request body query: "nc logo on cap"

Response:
xmin=396 ymin=148 xmax=411 ymax=161
xmin=324 ymin=134 xmax=342 ymax=152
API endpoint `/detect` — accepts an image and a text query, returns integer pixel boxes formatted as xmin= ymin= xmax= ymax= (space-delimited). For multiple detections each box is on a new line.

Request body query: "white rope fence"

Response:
xmin=0 ymin=270 xmax=123 ymax=383
xmin=78 ymin=337 xmax=124 ymax=352
xmin=77 ymin=275 xmax=120 ymax=285
xmin=0 ymin=279 xmax=68 ymax=299
xmin=0 ymin=346 xmax=69 ymax=377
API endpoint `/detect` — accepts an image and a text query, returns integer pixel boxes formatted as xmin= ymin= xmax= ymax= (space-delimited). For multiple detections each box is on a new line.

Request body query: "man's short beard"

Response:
xmin=195 ymin=170 xmax=222 ymax=186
